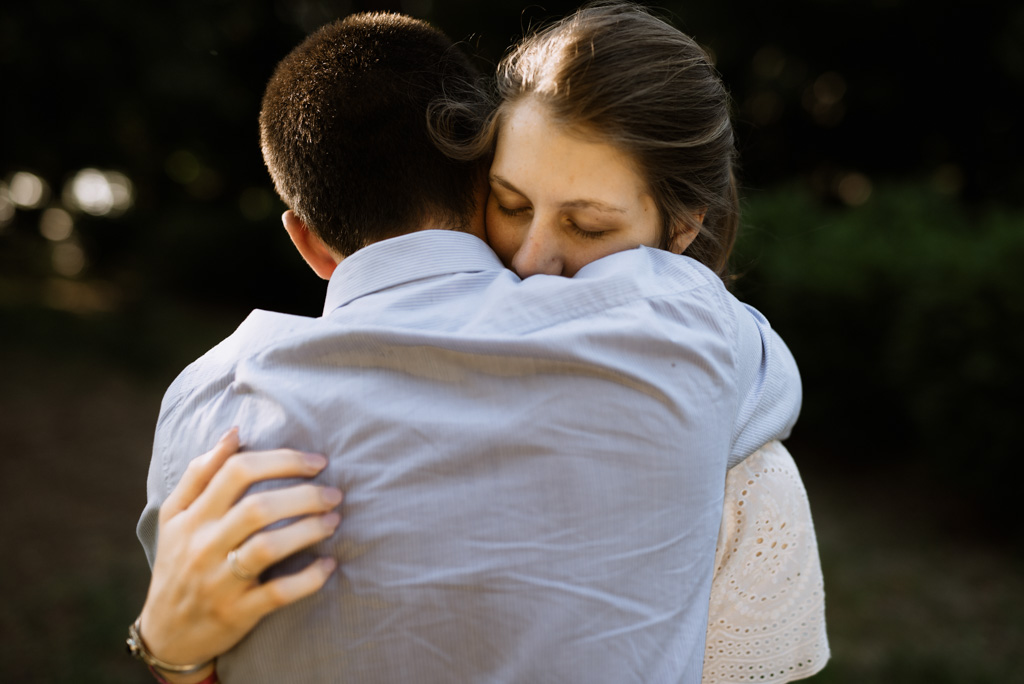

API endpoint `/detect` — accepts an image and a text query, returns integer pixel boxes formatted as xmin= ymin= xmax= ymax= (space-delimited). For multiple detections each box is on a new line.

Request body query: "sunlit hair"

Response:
xmin=435 ymin=1 xmax=739 ymax=277
xmin=260 ymin=13 xmax=488 ymax=256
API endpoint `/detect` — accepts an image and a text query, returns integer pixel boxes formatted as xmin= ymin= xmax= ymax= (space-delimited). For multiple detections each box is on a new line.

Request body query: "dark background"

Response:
xmin=1 ymin=1 xmax=1022 ymax=681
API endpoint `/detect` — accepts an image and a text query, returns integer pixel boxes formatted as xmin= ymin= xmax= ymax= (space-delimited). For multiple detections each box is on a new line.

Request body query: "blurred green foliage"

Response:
xmin=734 ymin=183 xmax=1024 ymax=529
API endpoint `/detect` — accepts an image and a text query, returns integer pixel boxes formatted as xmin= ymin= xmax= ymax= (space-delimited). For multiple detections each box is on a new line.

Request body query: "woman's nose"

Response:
xmin=511 ymin=223 xmax=563 ymax=277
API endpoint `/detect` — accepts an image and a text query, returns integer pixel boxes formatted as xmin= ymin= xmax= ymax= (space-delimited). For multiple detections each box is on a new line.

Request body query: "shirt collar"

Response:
xmin=323 ymin=230 xmax=506 ymax=315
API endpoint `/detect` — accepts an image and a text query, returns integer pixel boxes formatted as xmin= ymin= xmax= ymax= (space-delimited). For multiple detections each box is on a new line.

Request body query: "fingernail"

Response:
xmin=219 ymin=427 xmax=239 ymax=442
xmin=321 ymin=512 xmax=341 ymax=530
xmin=304 ymin=453 xmax=327 ymax=470
xmin=320 ymin=557 xmax=337 ymax=574
xmin=322 ymin=487 xmax=343 ymax=505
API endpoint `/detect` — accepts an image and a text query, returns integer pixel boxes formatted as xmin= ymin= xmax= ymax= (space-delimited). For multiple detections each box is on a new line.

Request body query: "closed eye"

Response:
xmin=497 ymin=204 xmax=530 ymax=217
xmin=567 ymin=218 xmax=607 ymax=240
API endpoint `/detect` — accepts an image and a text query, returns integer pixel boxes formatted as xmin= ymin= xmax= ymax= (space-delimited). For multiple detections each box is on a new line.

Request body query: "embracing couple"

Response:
xmin=131 ymin=3 xmax=828 ymax=683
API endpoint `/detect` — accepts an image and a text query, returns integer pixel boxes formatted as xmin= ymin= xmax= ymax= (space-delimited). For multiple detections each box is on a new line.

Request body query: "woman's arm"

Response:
xmin=132 ymin=429 xmax=342 ymax=683
xmin=703 ymin=441 xmax=829 ymax=683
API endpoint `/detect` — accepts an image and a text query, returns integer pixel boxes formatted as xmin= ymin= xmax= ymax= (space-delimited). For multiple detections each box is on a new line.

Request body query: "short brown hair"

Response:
xmin=437 ymin=2 xmax=739 ymax=277
xmin=260 ymin=13 xmax=488 ymax=256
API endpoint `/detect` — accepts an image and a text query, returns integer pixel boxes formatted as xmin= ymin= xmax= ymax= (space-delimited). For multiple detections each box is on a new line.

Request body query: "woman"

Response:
xmin=135 ymin=4 xmax=827 ymax=683
xmin=460 ymin=6 xmax=829 ymax=681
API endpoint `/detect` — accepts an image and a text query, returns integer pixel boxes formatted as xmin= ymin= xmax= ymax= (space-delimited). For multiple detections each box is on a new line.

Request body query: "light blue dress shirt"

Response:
xmin=139 ymin=230 xmax=800 ymax=684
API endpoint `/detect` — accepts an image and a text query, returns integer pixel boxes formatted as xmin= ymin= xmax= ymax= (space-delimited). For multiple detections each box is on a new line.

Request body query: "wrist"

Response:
xmin=148 ymin=664 xmax=218 ymax=684
xmin=127 ymin=617 xmax=216 ymax=680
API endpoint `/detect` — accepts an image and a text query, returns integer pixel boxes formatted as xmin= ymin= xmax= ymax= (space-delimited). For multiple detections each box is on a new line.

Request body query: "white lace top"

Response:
xmin=703 ymin=441 xmax=829 ymax=683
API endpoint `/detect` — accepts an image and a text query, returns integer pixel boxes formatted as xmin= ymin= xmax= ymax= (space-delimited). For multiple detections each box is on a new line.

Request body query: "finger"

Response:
xmin=161 ymin=428 xmax=240 ymax=521
xmin=194 ymin=449 xmax=328 ymax=519
xmin=238 ymin=557 xmax=338 ymax=620
xmin=217 ymin=484 xmax=343 ymax=551
xmin=230 ymin=511 xmax=342 ymax=579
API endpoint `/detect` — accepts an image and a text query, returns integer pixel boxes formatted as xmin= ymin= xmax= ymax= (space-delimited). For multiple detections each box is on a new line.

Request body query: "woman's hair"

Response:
xmin=433 ymin=1 xmax=739 ymax=277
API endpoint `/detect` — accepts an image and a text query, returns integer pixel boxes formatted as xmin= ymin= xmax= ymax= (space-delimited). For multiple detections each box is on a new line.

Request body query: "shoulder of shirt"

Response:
xmin=636 ymin=247 xmax=727 ymax=294
xmin=574 ymin=247 xmax=723 ymax=295
xmin=576 ymin=246 xmax=734 ymax=315
xmin=477 ymin=247 xmax=737 ymax=338
xmin=157 ymin=309 xmax=318 ymax=423
xmin=603 ymin=247 xmax=743 ymax=336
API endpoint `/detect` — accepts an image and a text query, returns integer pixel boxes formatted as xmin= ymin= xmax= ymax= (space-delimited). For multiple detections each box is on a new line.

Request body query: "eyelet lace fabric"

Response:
xmin=703 ymin=441 xmax=829 ymax=683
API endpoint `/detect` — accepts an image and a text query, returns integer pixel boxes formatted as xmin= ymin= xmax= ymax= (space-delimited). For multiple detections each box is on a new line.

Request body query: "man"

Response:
xmin=135 ymin=13 xmax=800 ymax=683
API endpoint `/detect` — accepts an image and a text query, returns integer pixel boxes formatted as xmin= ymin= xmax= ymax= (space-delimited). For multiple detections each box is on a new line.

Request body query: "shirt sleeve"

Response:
xmin=704 ymin=441 xmax=829 ymax=681
xmin=727 ymin=301 xmax=802 ymax=469
xmin=136 ymin=363 xmax=244 ymax=568
xmin=137 ymin=380 xmax=187 ymax=569
xmin=137 ymin=311 xmax=317 ymax=567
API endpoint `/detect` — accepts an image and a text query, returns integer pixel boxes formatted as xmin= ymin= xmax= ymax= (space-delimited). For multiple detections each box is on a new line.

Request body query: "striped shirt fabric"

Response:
xmin=138 ymin=230 xmax=800 ymax=684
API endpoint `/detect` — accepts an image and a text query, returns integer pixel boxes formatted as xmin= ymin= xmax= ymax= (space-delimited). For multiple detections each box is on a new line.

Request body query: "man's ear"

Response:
xmin=666 ymin=211 xmax=705 ymax=255
xmin=282 ymin=210 xmax=341 ymax=279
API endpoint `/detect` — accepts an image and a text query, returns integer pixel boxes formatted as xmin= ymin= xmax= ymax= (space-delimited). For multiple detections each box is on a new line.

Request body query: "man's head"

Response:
xmin=260 ymin=13 xmax=488 ymax=266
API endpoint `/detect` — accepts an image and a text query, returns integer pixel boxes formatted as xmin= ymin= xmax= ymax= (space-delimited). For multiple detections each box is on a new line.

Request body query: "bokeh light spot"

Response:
xmin=166 ymin=150 xmax=202 ymax=184
xmin=52 ymin=241 xmax=87 ymax=277
xmin=932 ymin=164 xmax=965 ymax=196
xmin=186 ymin=167 xmax=224 ymax=200
xmin=0 ymin=183 xmax=14 ymax=229
xmin=239 ymin=187 xmax=277 ymax=221
xmin=43 ymin=279 xmax=118 ymax=314
xmin=165 ymin=151 xmax=224 ymax=199
xmin=64 ymin=168 xmax=134 ymax=217
xmin=803 ymin=72 xmax=848 ymax=127
xmin=813 ymin=72 xmax=847 ymax=105
xmin=71 ymin=169 xmax=112 ymax=214
xmin=837 ymin=172 xmax=872 ymax=206
xmin=9 ymin=171 xmax=49 ymax=209
xmin=106 ymin=171 xmax=134 ymax=214
xmin=746 ymin=91 xmax=784 ymax=126
xmin=752 ymin=45 xmax=786 ymax=81
xmin=40 ymin=207 xmax=75 ymax=241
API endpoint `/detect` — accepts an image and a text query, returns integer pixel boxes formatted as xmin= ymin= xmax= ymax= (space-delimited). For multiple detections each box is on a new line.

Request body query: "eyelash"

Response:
xmin=569 ymin=220 xmax=606 ymax=240
xmin=497 ymin=203 xmax=606 ymax=239
xmin=497 ymin=204 xmax=529 ymax=217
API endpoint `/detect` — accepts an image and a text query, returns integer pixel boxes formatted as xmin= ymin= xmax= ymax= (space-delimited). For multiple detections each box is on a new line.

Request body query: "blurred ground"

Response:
xmin=1 ymin=314 xmax=1022 ymax=683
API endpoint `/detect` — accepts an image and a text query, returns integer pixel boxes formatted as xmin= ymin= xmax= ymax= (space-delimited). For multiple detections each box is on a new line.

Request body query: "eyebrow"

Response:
xmin=489 ymin=174 xmax=627 ymax=214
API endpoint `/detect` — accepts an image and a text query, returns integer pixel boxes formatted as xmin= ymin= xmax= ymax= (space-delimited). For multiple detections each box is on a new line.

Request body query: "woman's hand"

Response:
xmin=137 ymin=429 xmax=342 ymax=683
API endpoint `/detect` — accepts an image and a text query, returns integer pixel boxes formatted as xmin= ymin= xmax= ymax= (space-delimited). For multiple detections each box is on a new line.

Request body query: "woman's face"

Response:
xmin=486 ymin=98 xmax=663 ymax=278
